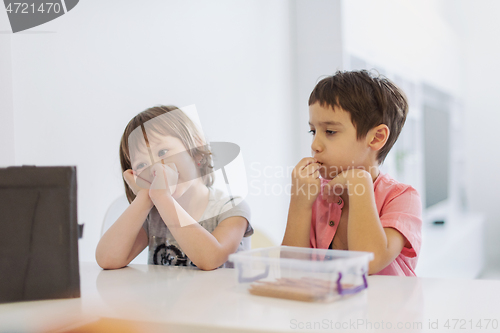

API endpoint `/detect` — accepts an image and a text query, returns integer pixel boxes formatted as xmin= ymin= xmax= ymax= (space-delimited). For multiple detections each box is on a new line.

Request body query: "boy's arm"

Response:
xmin=95 ymin=190 xmax=152 ymax=269
xmin=281 ymin=158 xmax=322 ymax=247
xmin=326 ymin=170 xmax=406 ymax=275
xmin=282 ymin=199 xmax=312 ymax=247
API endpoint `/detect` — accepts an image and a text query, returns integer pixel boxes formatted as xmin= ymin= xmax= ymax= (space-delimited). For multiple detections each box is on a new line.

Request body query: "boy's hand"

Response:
xmin=323 ymin=168 xmax=371 ymax=201
xmin=290 ymin=157 xmax=321 ymax=207
xmin=123 ymin=169 xmax=149 ymax=196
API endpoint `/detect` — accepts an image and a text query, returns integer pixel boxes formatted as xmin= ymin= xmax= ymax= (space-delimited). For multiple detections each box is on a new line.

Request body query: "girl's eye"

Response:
xmin=135 ymin=162 xmax=147 ymax=170
xmin=326 ymin=130 xmax=337 ymax=135
xmin=308 ymin=130 xmax=316 ymax=135
xmin=158 ymin=149 xmax=169 ymax=157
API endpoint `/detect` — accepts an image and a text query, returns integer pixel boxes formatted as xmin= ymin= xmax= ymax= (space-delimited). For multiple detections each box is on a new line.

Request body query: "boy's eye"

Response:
xmin=158 ymin=149 xmax=169 ymax=157
xmin=308 ymin=129 xmax=336 ymax=135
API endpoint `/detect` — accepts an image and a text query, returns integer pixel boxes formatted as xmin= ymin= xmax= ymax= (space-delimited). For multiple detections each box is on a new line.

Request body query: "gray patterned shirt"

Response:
xmin=142 ymin=187 xmax=253 ymax=268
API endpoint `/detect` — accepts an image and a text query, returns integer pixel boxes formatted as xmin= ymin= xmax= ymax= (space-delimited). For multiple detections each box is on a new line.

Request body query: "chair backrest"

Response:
xmin=241 ymin=235 xmax=251 ymax=251
xmin=101 ymin=195 xmax=129 ymax=237
xmin=250 ymin=228 xmax=275 ymax=249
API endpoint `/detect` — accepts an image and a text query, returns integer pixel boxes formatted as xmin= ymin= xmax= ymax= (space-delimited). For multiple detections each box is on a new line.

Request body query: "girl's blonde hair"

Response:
xmin=119 ymin=105 xmax=214 ymax=203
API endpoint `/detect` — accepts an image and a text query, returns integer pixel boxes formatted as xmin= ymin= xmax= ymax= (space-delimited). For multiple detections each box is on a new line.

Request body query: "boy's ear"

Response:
xmin=367 ymin=124 xmax=390 ymax=151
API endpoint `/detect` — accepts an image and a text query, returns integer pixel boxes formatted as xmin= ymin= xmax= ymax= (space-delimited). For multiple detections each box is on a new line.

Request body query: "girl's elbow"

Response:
xmin=95 ymin=256 xmax=112 ymax=270
xmin=196 ymin=263 xmax=218 ymax=271
xmin=97 ymin=261 xmax=128 ymax=270
xmin=194 ymin=258 xmax=221 ymax=271
xmin=193 ymin=253 xmax=227 ymax=271
xmin=96 ymin=253 xmax=128 ymax=270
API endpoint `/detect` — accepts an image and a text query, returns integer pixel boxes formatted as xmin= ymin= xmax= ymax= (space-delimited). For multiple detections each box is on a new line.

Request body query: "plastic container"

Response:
xmin=228 ymin=246 xmax=374 ymax=302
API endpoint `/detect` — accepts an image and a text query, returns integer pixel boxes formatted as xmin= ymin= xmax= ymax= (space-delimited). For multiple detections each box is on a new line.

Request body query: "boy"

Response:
xmin=282 ymin=70 xmax=422 ymax=276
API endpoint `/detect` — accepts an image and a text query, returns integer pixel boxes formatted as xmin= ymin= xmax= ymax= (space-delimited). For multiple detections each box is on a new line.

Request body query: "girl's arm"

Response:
xmin=95 ymin=190 xmax=152 ymax=269
xmin=152 ymin=194 xmax=248 ymax=270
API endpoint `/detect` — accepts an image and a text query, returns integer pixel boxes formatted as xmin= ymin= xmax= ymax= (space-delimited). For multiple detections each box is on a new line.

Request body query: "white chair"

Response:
xmin=249 ymin=229 xmax=275 ymax=249
xmin=101 ymin=195 xmax=149 ymax=264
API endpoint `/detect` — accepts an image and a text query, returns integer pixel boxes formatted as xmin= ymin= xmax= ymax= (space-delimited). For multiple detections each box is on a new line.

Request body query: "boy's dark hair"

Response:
xmin=309 ymin=70 xmax=408 ymax=164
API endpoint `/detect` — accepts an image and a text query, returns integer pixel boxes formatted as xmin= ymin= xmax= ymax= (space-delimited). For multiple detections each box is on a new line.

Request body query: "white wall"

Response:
xmin=2 ymin=0 xmax=296 ymax=262
xmin=341 ymin=0 xmax=500 ymax=270
xmin=341 ymin=0 xmax=464 ymax=208
xmin=294 ymin=0 xmax=344 ymax=158
xmin=458 ymin=0 xmax=500 ymax=267
xmin=342 ymin=0 xmax=463 ymax=97
xmin=4 ymin=0 xmax=498 ymax=270
xmin=0 ymin=18 xmax=15 ymax=166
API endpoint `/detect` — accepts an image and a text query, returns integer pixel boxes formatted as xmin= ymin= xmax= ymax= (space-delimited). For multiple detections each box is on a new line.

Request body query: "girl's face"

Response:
xmin=130 ymin=133 xmax=203 ymax=199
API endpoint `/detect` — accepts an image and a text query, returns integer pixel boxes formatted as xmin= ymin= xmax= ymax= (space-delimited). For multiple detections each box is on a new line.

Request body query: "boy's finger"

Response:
xmin=312 ymin=167 xmax=320 ymax=179
xmin=302 ymin=163 xmax=320 ymax=177
xmin=297 ymin=157 xmax=317 ymax=169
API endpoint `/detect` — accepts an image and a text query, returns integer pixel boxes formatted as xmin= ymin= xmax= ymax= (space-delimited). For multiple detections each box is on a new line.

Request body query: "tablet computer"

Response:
xmin=0 ymin=166 xmax=80 ymax=303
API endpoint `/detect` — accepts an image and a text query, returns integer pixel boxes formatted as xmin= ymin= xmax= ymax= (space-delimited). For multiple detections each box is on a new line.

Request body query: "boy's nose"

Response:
xmin=311 ymin=136 xmax=323 ymax=153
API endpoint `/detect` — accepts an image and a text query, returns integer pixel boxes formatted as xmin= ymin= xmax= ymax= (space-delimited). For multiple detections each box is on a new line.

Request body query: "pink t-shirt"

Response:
xmin=309 ymin=172 xmax=422 ymax=276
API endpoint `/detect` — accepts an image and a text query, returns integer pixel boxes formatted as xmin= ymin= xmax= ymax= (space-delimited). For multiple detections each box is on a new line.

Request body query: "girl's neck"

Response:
xmin=176 ymin=180 xmax=210 ymax=221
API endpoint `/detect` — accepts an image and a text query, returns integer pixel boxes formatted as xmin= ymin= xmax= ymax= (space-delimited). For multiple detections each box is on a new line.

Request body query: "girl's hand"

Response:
xmin=123 ymin=169 xmax=149 ymax=196
xmin=149 ymin=163 xmax=178 ymax=200
xmin=290 ymin=157 xmax=321 ymax=207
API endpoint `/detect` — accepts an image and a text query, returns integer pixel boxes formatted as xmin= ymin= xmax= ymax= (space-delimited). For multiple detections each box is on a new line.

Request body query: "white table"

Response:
xmin=1 ymin=262 xmax=500 ymax=333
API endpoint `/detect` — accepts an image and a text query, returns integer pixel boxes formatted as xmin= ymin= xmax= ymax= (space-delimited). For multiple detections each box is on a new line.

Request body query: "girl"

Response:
xmin=96 ymin=105 xmax=253 ymax=270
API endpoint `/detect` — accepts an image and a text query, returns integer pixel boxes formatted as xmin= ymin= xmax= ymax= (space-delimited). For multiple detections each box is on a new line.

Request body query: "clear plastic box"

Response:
xmin=228 ymin=246 xmax=374 ymax=302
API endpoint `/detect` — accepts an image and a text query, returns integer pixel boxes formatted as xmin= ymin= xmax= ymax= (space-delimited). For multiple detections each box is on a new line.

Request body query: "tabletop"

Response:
xmin=1 ymin=262 xmax=500 ymax=333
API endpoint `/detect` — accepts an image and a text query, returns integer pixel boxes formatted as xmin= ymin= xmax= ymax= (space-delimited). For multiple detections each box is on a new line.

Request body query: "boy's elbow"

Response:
xmin=367 ymin=260 xmax=383 ymax=275
xmin=367 ymin=252 xmax=393 ymax=275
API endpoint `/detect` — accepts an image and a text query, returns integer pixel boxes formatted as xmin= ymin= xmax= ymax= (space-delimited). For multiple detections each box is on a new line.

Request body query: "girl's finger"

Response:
xmin=123 ymin=170 xmax=134 ymax=183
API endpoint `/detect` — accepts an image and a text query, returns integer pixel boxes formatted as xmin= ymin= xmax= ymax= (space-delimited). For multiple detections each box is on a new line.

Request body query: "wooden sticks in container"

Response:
xmin=248 ymin=277 xmax=354 ymax=302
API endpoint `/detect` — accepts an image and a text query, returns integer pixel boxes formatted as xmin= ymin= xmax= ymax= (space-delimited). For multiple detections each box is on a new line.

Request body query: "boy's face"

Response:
xmin=309 ymin=102 xmax=373 ymax=179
